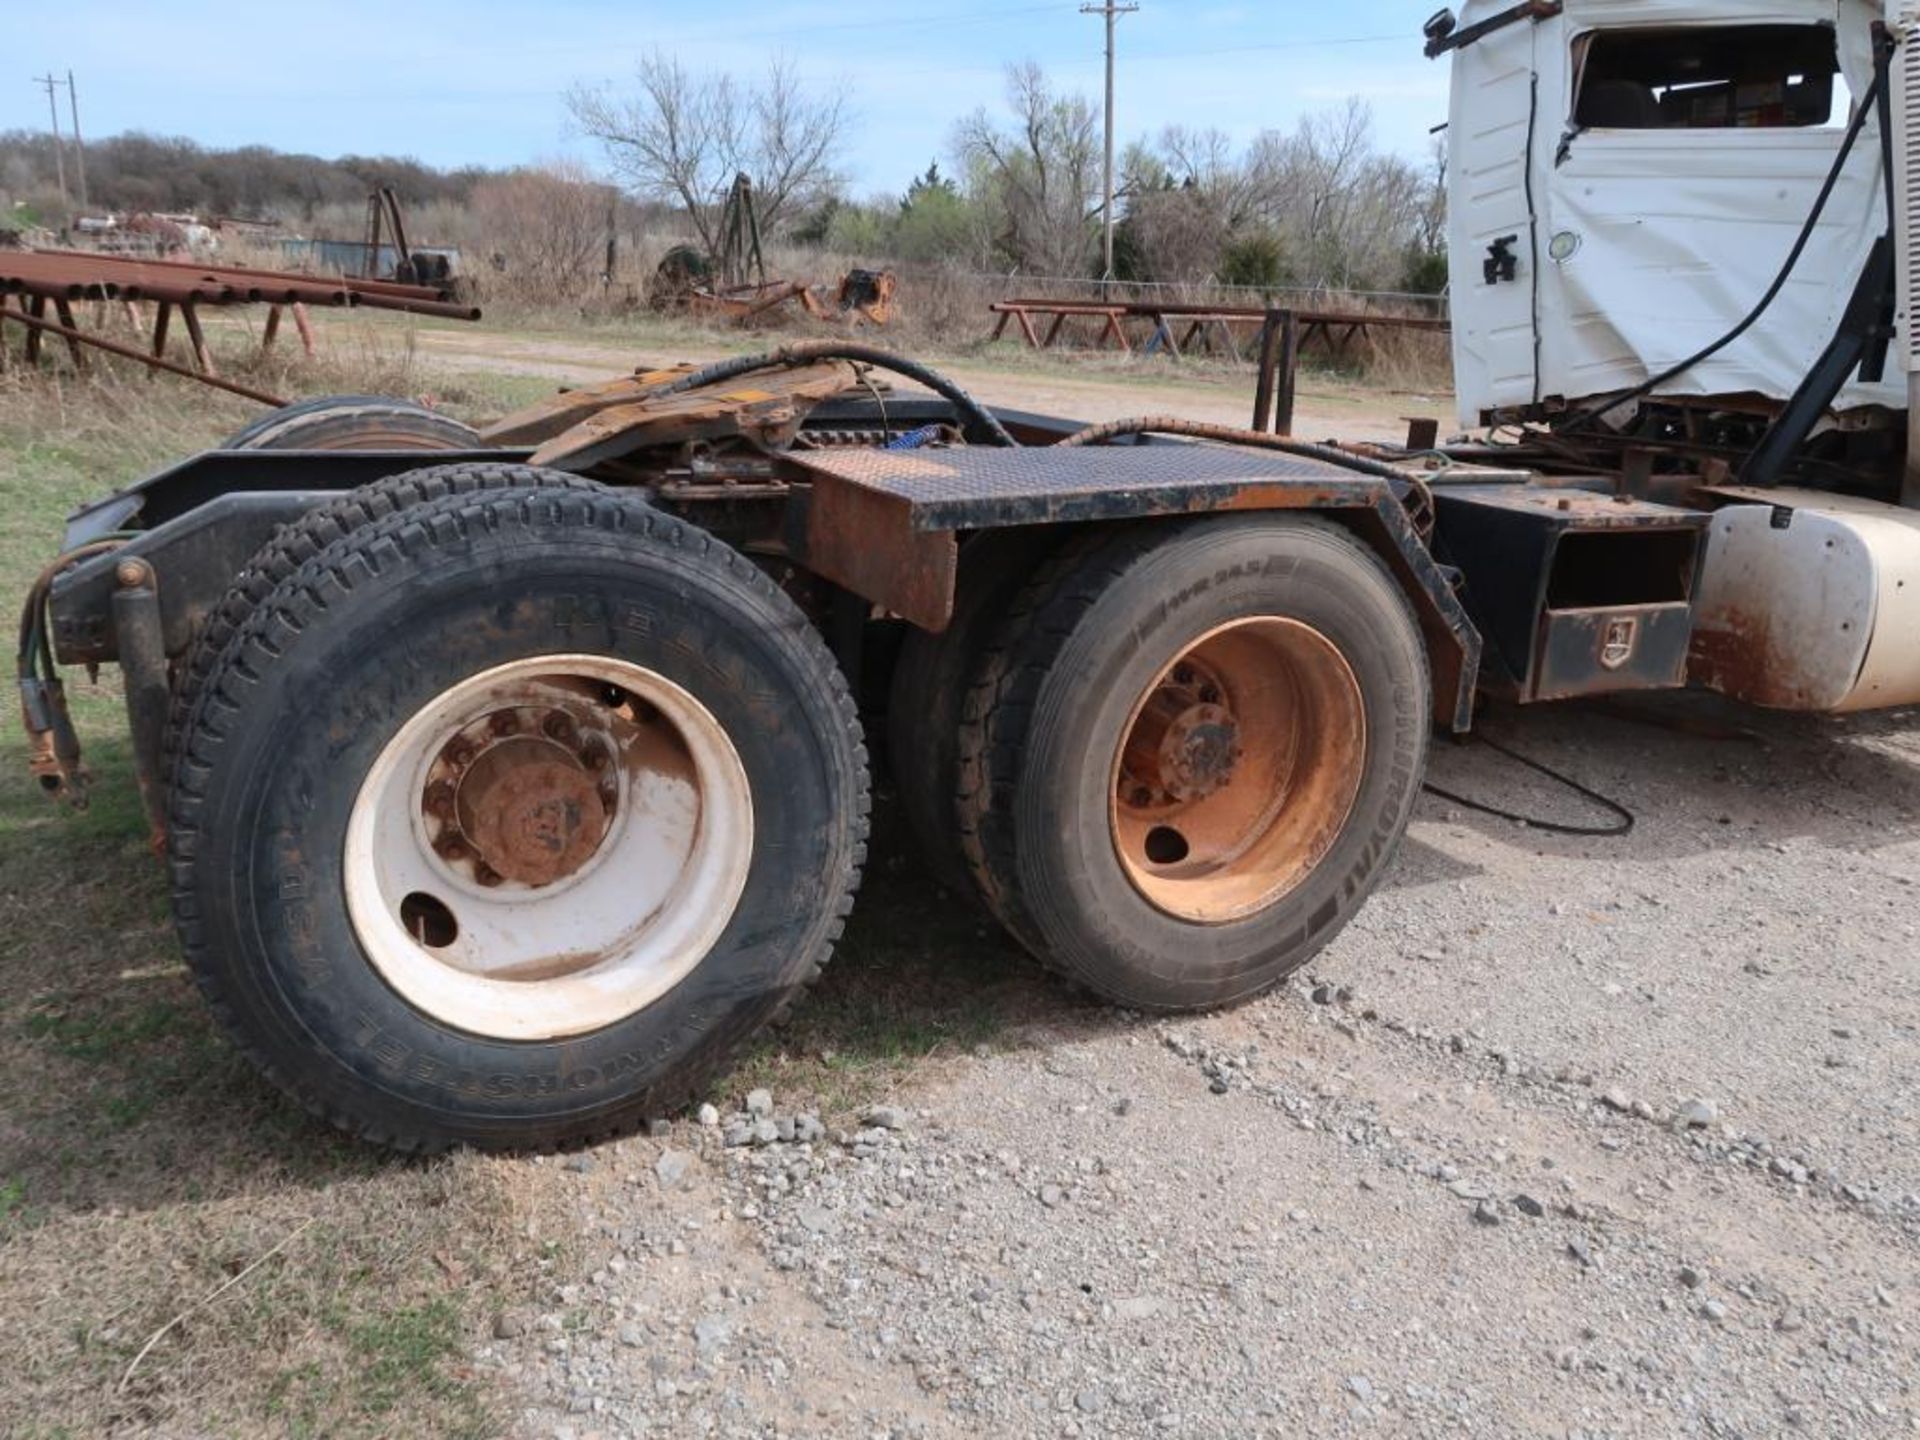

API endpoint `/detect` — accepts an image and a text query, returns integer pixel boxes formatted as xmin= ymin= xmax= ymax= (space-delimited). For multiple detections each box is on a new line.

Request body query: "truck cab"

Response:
xmin=1432 ymin=0 xmax=1920 ymax=712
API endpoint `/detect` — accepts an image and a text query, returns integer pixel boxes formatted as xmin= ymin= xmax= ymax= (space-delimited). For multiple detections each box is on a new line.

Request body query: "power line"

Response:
xmin=1081 ymin=0 xmax=1137 ymax=281
xmin=1141 ymin=33 xmax=1404 ymax=62
xmin=873 ymin=31 xmax=1409 ymax=82
xmin=532 ymin=2 xmax=1082 ymax=56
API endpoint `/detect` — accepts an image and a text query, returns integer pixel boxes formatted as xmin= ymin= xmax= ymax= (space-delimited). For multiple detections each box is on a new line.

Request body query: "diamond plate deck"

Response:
xmin=787 ymin=443 xmax=1379 ymax=531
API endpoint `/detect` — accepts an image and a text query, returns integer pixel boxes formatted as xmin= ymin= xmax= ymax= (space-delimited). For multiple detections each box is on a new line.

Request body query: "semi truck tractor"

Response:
xmin=14 ymin=0 xmax=1919 ymax=1151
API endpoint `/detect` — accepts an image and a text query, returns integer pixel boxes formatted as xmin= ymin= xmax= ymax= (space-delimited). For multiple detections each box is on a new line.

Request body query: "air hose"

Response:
xmin=660 ymin=340 xmax=1019 ymax=448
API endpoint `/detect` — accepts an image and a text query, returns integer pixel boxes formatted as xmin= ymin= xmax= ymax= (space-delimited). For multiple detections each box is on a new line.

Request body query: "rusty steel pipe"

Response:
xmin=99 ymin=251 xmax=456 ymax=303
xmin=0 ymin=302 xmax=289 ymax=405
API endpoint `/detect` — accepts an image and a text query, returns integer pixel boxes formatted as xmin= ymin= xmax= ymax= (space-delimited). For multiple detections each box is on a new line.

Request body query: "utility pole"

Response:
xmin=1081 ymin=0 xmax=1138 ymax=282
xmin=66 ymin=71 xmax=88 ymax=210
xmin=33 ymin=73 xmax=68 ymax=206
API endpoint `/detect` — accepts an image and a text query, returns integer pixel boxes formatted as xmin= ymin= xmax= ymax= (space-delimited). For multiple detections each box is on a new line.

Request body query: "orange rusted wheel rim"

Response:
xmin=1109 ymin=617 xmax=1365 ymax=924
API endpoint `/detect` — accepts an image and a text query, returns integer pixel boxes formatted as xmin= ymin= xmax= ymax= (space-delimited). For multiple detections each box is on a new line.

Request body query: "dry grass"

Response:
xmin=0 ymin=341 xmax=1074 ymax=1435
xmin=0 ymin=373 xmax=578 ymax=1438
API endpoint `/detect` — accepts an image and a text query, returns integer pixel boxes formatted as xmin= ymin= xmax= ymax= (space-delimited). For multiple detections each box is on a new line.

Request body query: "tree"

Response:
xmin=1401 ymin=138 xmax=1449 ymax=293
xmin=466 ymin=161 xmax=611 ymax=302
xmin=892 ymin=160 xmax=975 ymax=263
xmin=1118 ymin=128 xmax=1250 ymax=283
xmin=953 ymin=64 xmax=1100 ymax=276
xmin=567 ymin=55 xmax=848 ymax=256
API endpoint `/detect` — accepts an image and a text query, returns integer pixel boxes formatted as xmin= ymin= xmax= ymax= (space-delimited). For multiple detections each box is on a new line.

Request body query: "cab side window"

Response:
xmin=1573 ymin=25 xmax=1843 ymax=130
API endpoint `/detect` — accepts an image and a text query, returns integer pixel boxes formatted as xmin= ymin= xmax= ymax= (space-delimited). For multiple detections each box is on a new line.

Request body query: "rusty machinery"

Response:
xmin=650 ymin=174 xmax=897 ymax=328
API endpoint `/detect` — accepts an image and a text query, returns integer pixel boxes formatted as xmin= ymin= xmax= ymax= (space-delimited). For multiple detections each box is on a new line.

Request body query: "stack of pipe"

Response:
xmin=0 ymin=249 xmax=480 ymax=320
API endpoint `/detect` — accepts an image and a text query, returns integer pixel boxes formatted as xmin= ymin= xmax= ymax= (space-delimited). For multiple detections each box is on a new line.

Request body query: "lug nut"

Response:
xmin=489 ymin=710 xmax=520 ymax=736
xmin=424 ymin=780 xmax=456 ymax=817
xmin=445 ymin=736 xmax=477 ymax=767
xmin=543 ymin=711 xmax=577 ymax=744
xmin=435 ymin=834 xmax=468 ymax=860
xmin=582 ymin=743 xmax=609 ymax=772
xmin=473 ymin=863 xmax=503 ymax=888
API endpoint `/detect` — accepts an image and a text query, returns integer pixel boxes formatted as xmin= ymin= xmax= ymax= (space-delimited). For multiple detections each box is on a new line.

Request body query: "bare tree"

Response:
xmin=1120 ymin=125 xmax=1271 ymax=282
xmin=466 ymin=161 xmax=611 ymax=302
xmin=1412 ymin=136 xmax=1447 ymax=256
xmin=953 ymin=63 xmax=1100 ymax=276
xmin=567 ymin=54 xmax=846 ymax=255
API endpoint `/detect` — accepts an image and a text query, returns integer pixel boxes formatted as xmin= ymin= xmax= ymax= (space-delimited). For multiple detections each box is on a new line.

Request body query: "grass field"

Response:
xmin=0 ymin=333 xmax=1057 ymax=1434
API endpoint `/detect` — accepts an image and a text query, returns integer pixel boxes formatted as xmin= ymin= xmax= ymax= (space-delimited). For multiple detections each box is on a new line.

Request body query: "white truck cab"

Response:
xmin=1442 ymin=0 xmax=1900 ymax=424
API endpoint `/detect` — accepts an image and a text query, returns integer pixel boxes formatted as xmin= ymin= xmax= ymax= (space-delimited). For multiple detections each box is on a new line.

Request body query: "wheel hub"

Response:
xmin=424 ymin=708 xmax=618 ymax=888
xmin=1108 ymin=618 xmax=1366 ymax=924
xmin=1118 ymin=664 xmax=1243 ymax=807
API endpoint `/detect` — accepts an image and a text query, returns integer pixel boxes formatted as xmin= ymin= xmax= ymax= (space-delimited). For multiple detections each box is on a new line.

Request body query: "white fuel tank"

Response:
xmin=1690 ymin=486 xmax=1920 ymax=711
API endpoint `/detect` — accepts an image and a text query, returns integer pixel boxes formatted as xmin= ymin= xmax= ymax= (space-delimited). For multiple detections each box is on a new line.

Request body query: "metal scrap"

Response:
xmin=0 ymin=246 xmax=482 ymax=401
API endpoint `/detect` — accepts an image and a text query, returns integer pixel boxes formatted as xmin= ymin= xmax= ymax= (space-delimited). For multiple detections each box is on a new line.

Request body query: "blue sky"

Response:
xmin=12 ymin=2 xmax=1451 ymax=196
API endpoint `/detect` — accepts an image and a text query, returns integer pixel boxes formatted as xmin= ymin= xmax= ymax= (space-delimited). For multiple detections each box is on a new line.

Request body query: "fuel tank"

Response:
xmin=1690 ymin=486 xmax=1920 ymax=711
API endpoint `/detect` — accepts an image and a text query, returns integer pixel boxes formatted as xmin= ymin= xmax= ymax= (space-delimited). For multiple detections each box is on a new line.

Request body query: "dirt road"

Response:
xmin=481 ymin=696 xmax=1920 ymax=1438
xmin=408 ymin=324 xmax=1441 ymax=445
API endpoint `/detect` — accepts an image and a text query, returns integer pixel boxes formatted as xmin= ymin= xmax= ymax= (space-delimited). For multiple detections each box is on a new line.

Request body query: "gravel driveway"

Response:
xmin=482 ymin=695 xmax=1919 ymax=1438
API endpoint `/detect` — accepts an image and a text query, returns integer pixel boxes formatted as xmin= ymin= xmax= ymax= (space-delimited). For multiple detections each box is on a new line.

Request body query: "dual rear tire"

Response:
xmin=169 ymin=454 xmax=1428 ymax=1150
xmin=904 ymin=516 xmax=1429 ymax=1011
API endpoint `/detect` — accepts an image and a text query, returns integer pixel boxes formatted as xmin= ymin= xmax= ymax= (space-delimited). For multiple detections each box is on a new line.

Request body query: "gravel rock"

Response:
xmin=797 ymin=1204 xmax=834 ymax=1234
xmin=493 ymin=1312 xmax=524 ymax=1339
xmin=745 ymin=1088 xmax=774 ymax=1118
xmin=654 ymin=1149 xmax=696 ymax=1191
xmin=863 ymin=1105 xmax=909 ymax=1131
xmin=493 ymin=695 xmax=1920 ymax=1440
xmin=1677 ymin=1097 xmax=1720 ymax=1128
xmin=696 ymin=1103 xmax=720 ymax=1127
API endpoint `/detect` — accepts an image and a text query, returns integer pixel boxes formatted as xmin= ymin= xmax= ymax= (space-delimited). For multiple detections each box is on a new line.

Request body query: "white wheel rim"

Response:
xmin=344 ymin=655 xmax=754 ymax=1041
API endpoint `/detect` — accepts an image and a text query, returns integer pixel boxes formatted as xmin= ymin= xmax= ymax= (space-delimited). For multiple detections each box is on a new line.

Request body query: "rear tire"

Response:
xmin=887 ymin=527 xmax=1057 ymax=894
xmin=162 ymin=463 xmax=597 ymax=789
xmin=168 ymin=487 xmax=867 ymax=1151
xmin=222 ymin=395 xmax=479 ymax=452
xmin=955 ymin=515 xmax=1428 ymax=1011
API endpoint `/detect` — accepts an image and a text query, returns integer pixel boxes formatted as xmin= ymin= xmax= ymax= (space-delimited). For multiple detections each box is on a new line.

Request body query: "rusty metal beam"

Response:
xmin=0 ymin=300 xmax=288 ymax=405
